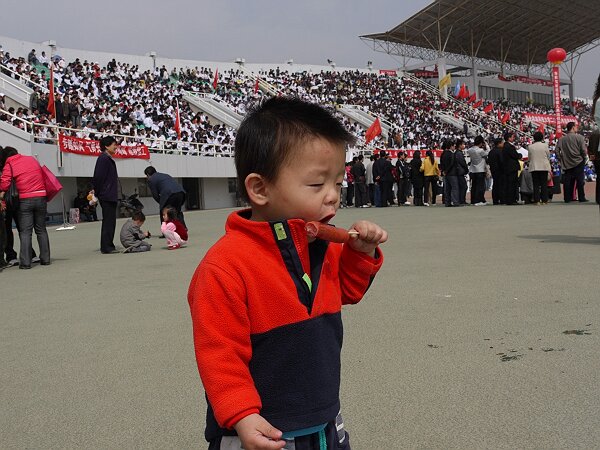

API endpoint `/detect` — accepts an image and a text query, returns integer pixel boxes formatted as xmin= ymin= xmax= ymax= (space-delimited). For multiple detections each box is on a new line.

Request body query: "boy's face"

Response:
xmin=251 ymin=137 xmax=345 ymax=224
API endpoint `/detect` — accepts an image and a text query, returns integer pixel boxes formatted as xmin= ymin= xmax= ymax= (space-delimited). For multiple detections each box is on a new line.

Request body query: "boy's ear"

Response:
xmin=245 ymin=173 xmax=269 ymax=205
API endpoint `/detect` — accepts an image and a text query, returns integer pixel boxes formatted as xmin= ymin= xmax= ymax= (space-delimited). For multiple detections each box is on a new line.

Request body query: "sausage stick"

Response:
xmin=305 ymin=221 xmax=359 ymax=243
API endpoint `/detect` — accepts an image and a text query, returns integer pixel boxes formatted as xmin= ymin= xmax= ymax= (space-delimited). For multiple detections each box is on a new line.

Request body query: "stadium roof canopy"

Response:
xmin=361 ymin=0 xmax=600 ymax=71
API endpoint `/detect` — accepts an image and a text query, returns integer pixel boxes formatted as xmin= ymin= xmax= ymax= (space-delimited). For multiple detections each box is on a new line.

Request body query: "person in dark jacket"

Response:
xmin=144 ymin=166 xmax=187 ymax=227
xmin=92 ymin=136 xmax=119 ymax=253
xmin=395 ymin=151 xmax=411 ymax=205
xmin=502 ymin=132 xmax=522 ymax=205
xmin=410 ymin=150 xmax=424 ymax=206
xmin=440 ymin=140 xmax=460 ymax=206
xmin=350 ymin=155 xmax=368 ymax=208
xmin=487 ymin=138 xmax=505 ymax=205
xmin=373 ymin=150 xmax=394 ymax=207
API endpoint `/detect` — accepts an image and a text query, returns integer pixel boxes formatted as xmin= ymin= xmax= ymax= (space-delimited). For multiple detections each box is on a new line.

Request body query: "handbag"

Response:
xmin=5 ymin=163 xmax=19 ymax=211
xmin=41 ymin=165 xmax=63 ymax=202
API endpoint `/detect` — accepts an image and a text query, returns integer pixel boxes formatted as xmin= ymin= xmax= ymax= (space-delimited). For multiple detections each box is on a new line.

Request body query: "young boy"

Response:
xmin=119 ymin=210 xmax=151 ymax=253
xmin=188 ymin=97 xmax=387 ymax=450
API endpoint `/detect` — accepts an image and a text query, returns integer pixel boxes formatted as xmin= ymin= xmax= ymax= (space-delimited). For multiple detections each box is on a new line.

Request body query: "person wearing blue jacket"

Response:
xmin=92 ymin=136 xmax=119 ymax=254
xmin=144 ymin=166 xmax=187 ymax=228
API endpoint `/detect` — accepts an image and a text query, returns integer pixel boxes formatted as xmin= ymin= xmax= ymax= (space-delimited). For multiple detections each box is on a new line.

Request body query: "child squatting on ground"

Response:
xmin=119 ymin=210 xmax=151 ymax=253
xmin=188 ymin=97 xmax=388 ymax=450
xmin=161 ymin=207 xmax=188 ymax=250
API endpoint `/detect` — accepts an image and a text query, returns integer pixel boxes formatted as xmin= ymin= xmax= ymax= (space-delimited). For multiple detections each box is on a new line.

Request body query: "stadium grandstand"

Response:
xmin=361 ymin=0 xmax=600 ymax=109
xmin=1 ymin=1 xmax=598 ymax=219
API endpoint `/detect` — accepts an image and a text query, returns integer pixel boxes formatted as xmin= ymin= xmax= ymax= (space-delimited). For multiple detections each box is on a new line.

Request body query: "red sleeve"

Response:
xmin=338 ymin=245 xmax=383 ymax=305
xmin=188 ymin=260 xmax=261 ymax=428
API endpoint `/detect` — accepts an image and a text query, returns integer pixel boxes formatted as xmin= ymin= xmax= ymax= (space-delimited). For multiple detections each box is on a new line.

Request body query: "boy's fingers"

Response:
xmin=257 ymin=419 xmax=283 ymax=441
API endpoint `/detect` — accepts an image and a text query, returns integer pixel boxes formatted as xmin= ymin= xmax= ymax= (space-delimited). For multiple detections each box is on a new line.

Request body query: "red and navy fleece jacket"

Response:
xmin=188 ymin=209 xmax=383 ymax=442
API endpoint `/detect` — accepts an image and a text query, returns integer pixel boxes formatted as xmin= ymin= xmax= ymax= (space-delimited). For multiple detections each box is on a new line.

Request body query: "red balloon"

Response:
xmin=547 ymin=48 xmax=566 ymax=64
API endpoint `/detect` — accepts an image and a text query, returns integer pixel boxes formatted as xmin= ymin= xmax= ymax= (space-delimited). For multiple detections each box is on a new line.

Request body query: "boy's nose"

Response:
xmin=325 ymin=185 xmax=340 ymax=205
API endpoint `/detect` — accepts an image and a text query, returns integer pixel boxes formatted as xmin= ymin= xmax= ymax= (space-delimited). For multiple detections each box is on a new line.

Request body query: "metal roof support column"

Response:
xmin=472 ymin=57 xmax=478 ymax=99
xmin=438 ymin=57 xmax=447 ymax=99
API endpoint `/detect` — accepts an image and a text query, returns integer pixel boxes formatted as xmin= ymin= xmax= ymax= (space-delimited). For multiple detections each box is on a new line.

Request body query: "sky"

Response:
xmin=2 ymin=0 xmax=598 ymax=97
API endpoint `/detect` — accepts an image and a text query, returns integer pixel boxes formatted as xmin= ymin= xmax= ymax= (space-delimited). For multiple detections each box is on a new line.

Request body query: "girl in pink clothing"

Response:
xmin=160 ymin=207 xmax=188 ymax=250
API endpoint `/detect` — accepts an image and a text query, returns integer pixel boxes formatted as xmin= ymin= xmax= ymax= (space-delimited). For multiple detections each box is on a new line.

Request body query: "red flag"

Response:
xmin=254 ymin=78 xmax=259 ymax=94
xmin=462 ymin=87 xmax=470 ymax=99
xmin=212 ymin=68 xmax=219 ymax=90
xmin=501 ymin=112 xmax=510 ymax=124
xmin=365 ymin=118 xmax=382 ymax=144
xmin=174 ymin=100 xmax=181 ymax=140
xmin=457 ymin=84 xmax=466 ymax=99
xmin=472 ymin=99 xmax=483 ymax=108
xmin=468 ymin=93 xmax=477 ymax=103
xmin=483 ymin=103 xmax=494 ymax=114
xmin=47 ymin=65 xmax=55 ymax=118
xmin=536 ymin=123 xmax=545 ymax=133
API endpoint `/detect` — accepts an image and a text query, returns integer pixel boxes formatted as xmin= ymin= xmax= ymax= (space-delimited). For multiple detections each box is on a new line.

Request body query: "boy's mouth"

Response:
xmin=319 ymin=214 xmax=335 ymax=224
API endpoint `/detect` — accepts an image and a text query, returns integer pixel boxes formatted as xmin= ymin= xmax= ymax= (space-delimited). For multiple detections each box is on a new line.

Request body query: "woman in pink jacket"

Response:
xmin=0 ymin=147 xmax=50 ymax=269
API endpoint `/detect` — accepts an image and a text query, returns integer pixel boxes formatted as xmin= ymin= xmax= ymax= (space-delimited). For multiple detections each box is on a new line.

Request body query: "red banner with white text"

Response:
xmin=521 ymin=113 xmax=578 ymax=126
xmin=551 ymin=66 xmax=563 ymax=138
xmin=59 ymin=134 xmax=150 ymax=159
xmin=375 ymin=149 xmax=443 ymax=159
xmin=379 ymin=69 xmax=398 ymax=76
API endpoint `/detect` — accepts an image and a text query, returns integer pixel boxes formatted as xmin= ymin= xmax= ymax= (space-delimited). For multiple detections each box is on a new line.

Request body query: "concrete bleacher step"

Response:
xmin=338 ymin=105 xmax=390 ymax=140
xmin=0 ymin=71 xmax=33 ymax=108
xmin=183 ymin=91 xmax=243 ymax=129
xmin=435 ymin=111 xmax=483 ymax=136
xmin=401 ymin=72 xmax=526 ymax=138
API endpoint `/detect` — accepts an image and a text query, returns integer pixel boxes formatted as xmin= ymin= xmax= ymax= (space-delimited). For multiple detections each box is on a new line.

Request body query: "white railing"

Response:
xmin=0 ymin=63 xmax=48 ymax=93
xmin=0 ymin=108 xmax=234 ymax=157
xmin=400 ymin=72 xmax=527 ymax=138
xmin=340 ymin=104 xmax=393 ymax=133
xmin=239 ymin=66 xmax=280 ymax=96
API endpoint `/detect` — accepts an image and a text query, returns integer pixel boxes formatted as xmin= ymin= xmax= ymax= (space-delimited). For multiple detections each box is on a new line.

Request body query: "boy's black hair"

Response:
xmin=566 ymin=121 xmax=576 ymax=132
xmin=234 ymin=97 xmax=355 ymax=202
xmin=474 ymin=135 xmax=485 ymax=146
xmin=132 ymin=210 xmax=145 ymax=222
xmin=533 ymin=131 xmax=544 ymax=142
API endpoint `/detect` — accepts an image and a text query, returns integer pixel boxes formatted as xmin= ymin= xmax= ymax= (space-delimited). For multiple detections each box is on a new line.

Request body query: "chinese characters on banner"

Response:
xmin=375 ymin=149 xmax=443 ymax=159
xmin=59 ymin=134 xmax=150 ymax=159
xmin=552 ymin=66 xmax=562 ymax=138
xmin=521 ymin=113 xmax=578 ymax=126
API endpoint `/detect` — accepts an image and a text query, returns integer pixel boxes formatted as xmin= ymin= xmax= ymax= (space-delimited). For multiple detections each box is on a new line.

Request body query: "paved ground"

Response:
xmin=2 ymin=196 xmax=599 ymax=449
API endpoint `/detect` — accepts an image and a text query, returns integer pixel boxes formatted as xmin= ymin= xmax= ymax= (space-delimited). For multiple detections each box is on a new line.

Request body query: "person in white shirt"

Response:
xmin=467 ymin=135 xmax=490 ymax=205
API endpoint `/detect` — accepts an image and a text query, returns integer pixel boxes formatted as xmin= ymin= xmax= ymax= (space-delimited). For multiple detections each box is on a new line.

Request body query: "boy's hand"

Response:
xmin=233 ymin=413 xmax=286 ymax=450
xmin=348 ymin=220 xmax=388 ymax=257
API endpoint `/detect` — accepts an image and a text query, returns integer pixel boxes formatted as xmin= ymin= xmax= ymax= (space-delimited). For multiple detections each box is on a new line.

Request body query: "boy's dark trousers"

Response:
xmin=209 ymin=419 xmax=351 ymax=450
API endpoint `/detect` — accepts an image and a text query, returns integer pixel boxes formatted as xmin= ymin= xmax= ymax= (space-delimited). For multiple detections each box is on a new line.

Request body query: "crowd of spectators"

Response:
xmin=0 ymin=48 xmax=596 ymax=164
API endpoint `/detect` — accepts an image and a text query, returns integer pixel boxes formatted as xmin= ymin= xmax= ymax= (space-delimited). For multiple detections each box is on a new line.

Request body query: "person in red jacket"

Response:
xmin=188 ymin=97 xmax=387 ymax=450
xmin=0 ymin=147 xmax=50 ymax=269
